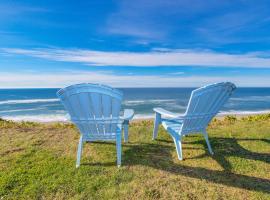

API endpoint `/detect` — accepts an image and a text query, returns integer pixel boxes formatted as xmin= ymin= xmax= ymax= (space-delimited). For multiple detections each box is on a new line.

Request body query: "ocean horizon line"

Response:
xmin=1 ymin=86 xmax=270 ymax=90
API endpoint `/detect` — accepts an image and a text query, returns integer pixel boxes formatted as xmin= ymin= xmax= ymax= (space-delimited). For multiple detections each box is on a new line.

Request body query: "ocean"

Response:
xmin=0 ymin=88 xmax=270 ymax=122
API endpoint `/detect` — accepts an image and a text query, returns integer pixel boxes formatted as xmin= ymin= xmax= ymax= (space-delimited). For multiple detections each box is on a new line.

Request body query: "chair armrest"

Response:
xmin=153 ymin=107 xmax=183 ymax=118
xmin=121 ymin=109 xmax=134 ymax=121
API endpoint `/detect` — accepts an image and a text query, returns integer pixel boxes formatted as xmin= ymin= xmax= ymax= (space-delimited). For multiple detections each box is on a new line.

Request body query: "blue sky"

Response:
xmin=1 ymin=0 xmax=270 ymax=87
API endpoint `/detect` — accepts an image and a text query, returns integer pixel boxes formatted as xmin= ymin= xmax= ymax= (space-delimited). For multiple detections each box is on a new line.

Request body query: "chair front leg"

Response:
xmin=173 ymin=136 xmax=183 ymax=160
xmin=116 ymin=133 xmax=122 ymax=167
xmin=203 ymin=131 xmax=214 ymax=155
xmin=152 ymin=112 xmax=161 ymax=140
xmin=76 ymin=135 xmax=84 ymax=168
xmin=123 ymin=120 xmax=129 ymax=143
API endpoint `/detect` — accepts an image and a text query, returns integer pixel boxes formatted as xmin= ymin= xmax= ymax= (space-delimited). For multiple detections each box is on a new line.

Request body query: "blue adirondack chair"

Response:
xmin=57 ymin=83 xmax=134 ymax=167
xmin=152 ymin=82 xmax=236 ymax=160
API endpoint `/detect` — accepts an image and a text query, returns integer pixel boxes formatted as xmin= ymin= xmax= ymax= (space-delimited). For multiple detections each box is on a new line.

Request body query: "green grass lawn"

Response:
xmin=0 ymin=115 xmax=269 ymax=200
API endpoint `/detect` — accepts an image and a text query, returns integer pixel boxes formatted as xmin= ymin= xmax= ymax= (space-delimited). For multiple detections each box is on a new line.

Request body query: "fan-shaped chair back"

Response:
xmin=57 ymin=83 xmax=123 ymax=140
xmin=181 ymin=82 xmax=236 ymax=133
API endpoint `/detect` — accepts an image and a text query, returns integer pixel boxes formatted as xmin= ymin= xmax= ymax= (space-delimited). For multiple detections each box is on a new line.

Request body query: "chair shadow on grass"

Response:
xmin=188 ymin=137 xmax=270 ymax=171
xmin=123 ymin=137 xmax=270 ymax=194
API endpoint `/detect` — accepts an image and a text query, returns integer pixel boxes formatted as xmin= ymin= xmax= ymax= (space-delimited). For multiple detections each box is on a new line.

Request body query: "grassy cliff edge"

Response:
xmin=0 ymin=114 xmax=270 ymax=199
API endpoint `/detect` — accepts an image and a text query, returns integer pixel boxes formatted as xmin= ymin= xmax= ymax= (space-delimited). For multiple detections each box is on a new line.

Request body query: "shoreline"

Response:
xmin=1 ymin=112 xmax=269 ymax=123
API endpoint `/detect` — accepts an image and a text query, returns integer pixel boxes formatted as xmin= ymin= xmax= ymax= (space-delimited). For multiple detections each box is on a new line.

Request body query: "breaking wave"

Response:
xmin=0 ymin=98 xmax=59 ymax=105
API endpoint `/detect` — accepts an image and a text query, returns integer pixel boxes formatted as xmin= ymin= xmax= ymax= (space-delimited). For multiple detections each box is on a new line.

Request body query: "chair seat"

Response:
xmin=161 ymin=119 xmax=183 ymax=134
xmin=83 ymin=126 xmax=122 ymax=141
xmin=84 ymin=135 xmax=117 ymax=141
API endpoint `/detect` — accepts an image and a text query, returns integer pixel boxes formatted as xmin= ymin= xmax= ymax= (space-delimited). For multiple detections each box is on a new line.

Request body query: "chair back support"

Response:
xmin=181 ymin=82 xmax=236 ymax=133
xmin=57 ymin=83 xmax=123 ymax=140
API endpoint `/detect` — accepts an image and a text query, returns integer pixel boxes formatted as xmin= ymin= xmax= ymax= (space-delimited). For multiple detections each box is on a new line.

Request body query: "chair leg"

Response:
xmin=203 ymin=131 xmax=214 ymax=155
xmin=76 ymin=135 xmax=83 ymax=168
xmin=116 ymin=133 xmax=122 ymax=167
xmin=173 ymin=137 xmax=183 ymax=160
xmin=123 ymin=120 xmax=129 ymax=143
xmin=152 ymin=113 xmax=161 ymax=140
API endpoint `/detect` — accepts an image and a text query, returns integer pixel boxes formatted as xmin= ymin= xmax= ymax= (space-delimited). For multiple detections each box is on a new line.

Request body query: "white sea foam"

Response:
xmin=1 ymin=110 xmax=270 ymax=122
xmin=230 ymin=96 xmax=270 ymax=102
xmin=164 ymin=104 xmax=186 ymax=110
xmin=135 ymin=110 xmax=270 ymax=119
xmin=219 ymin=110 xmax=270 ymax=116
xmin=2 ymin=114 xmax=69 ymax=122
xmin=0 ymin=98 xmax=59 ymax=105
xmin=0 ymin=108 xmax=42 ymax=113
xmin=2 ymin=113 xmax=154 ymax=122
xmin=134 ymin=114 xmax=155 ymax=119
xmin=123 ymin=99 xmax=176 ymax=106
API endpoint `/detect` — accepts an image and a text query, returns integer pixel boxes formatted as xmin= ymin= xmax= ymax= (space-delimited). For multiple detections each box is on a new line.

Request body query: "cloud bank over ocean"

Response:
xmin=2 ymin=48 xmax=270 ymax=68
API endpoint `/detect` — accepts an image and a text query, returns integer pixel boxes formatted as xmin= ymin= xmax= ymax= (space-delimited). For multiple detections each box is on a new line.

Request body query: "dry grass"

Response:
xmin=0 ymin=115 xmax=269 ymax=199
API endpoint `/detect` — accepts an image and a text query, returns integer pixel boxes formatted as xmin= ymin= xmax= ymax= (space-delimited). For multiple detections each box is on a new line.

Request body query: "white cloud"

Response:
xmin=0 ymin=71 xmax=269 ymax=88
xmin=2 ymin=47 xmax=270 ymax=68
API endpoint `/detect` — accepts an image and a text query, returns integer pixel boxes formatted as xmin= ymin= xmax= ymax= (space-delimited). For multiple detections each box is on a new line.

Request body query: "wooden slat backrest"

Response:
xmin=181 ymin=82 xmax=236 ymax=133
xmin=57 ymin=83 xmax=123 ymax=139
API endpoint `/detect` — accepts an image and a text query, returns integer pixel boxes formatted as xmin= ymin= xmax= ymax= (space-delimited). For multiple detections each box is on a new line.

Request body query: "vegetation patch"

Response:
xmin=0 ymin=115 xmax=269 ymax=199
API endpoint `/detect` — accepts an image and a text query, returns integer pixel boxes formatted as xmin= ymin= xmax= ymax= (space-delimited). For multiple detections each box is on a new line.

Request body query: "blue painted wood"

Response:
xmin=57 ymin=83 xmax=134 ymax=167
xmin=152 ymin=112 xmax=161 ymax=140
xmin=153 ymin=82 xmax=236 ymax=160
xmin=116 ymin=130 xmax=122 ymax=167
xmin=121 ymin=109 xmax=134 ymax=143
xmin=76 ymin=135 xmax=83 ymax=168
